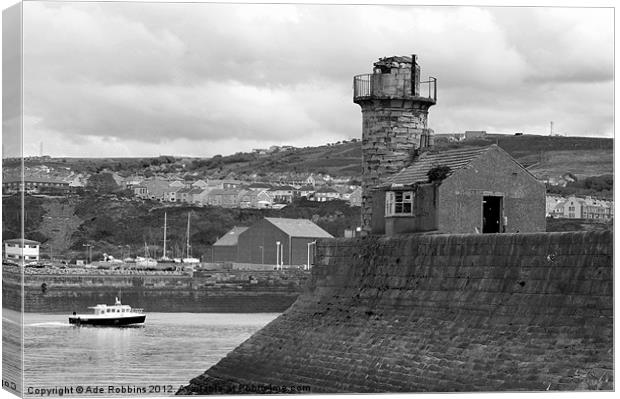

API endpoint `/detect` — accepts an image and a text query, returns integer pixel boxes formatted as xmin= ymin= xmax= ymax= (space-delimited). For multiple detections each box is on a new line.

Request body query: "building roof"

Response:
xmin=248 ymin=182 xmax=273 ymax=189
xmin=213 ymin=227 xmax=249 ymax=247
xmin=316 ymin=187 xmax=339 ymax=194
xmin=2 ymin=176 xmax=69 ymax=184
xmin=386 ymin=145 xmax=517 ymax=186
xmin=264 ymin=218 xmax=333 ymax=238
xmin=208 ymin=188 xmax=239 ymax=195
xmin=3 ymin=238 xmax=40 ymax=245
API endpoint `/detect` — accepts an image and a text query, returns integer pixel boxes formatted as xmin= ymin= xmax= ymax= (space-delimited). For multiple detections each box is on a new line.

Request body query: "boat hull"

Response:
xmin=69 ymin=315 xmax=146 ymax=326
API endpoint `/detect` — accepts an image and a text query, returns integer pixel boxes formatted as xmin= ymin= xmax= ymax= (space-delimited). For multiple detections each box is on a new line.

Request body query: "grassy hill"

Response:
xmin=15 ymin=135 xmax=611 ymax=182
xmin=196 ymin=134 xmax=612 ymax=181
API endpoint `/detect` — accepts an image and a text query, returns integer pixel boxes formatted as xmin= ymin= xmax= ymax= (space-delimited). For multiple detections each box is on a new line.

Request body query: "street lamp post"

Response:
xmin=259 ymin=245 xmax=264 ymax=265
xmin=306 ymin=241 xmax=317 ymax=270
xmin=276 ymin=241 xmax=281 ymax=270
xmin=82 ymin=243 xmax=92 ymax=264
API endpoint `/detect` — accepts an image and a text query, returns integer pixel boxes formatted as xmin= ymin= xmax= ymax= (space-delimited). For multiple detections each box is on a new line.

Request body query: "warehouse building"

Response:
xmin=211 ymin=226 xmax=248 ymax=262
xmin=237 ymin=218 xmax=333 ymax=266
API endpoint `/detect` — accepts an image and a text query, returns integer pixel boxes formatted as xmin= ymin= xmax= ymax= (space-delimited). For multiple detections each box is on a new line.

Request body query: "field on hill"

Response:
xmin=525 ymin=150 xmax=613 ymax=180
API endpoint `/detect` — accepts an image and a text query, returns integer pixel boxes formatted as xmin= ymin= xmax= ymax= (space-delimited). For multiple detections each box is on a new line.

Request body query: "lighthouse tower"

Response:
xmin=353 ymin=54 xmax=437 ymax=233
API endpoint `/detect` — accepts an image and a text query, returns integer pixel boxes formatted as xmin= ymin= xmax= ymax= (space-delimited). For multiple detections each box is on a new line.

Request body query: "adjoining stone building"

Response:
xmin=353 ymin=54 xmax=437 ymax=233
xmin=371 ymin=145 xmax=546 ymax=235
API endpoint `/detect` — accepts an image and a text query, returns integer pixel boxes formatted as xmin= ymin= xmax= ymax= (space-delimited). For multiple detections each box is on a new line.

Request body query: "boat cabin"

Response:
xmin=87 ymin=297 xmax=143 ymax=315
xmin=90 ymin=304 xmax=135 ymax=315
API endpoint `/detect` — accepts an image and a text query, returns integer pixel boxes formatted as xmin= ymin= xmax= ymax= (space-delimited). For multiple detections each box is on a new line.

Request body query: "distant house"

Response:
xmin=188 ymin=187 xmax=206 ymax=204
xmin=269 ymin=185 xmax=296 ymax=203
xmin=311 ymin=187 xmax=340 ymax=202
xmin=237 ymin=218 xmax=333 ymax=266
xmin=554 ymin=195 xmax=614 ymax=220
xmin=545 ymin=195 xmax=565 ymax=217
xmin=562 ymin=196 xmax=585 ymax=219
xmin=247 ymin=182 xmax=273 ymax=191
xmin=222 ymin=179 xmax=243 ymax=189
xmin=3 ymin=238 xmax=40 ymax=263
xmin=372 ymin=145 xmax=546 ymax=235
xmin=206 ymin=188 xmax=239 ymax=207
xmin=192 ymin=180 xmax=209 ymax=189
xmin=348 ymin=187 xmax=362 ymax=207
xmin=133 ymin=185 xmax=148 ymax=199
xmin=163 ymin=186 xmax=182 ymax=202
xmin=2 ymin=176 xmax=70 ymax=194
xmin=142 ymin=178 xmax=172 ymax=201
xmin=305 ymin=173 xmax=328 ymax=187
xmin=123 ymin=174 xmax=144 ymax=189
xmin=237 ymin=189 xmax=258 ymax=208
xmin=212 ymin=226 xmax=249 ymax=262
xmin=191 ymin=188 xmax=211 ymax=206
xmin=464 ymin=130 xmax=487 ymax=140
xmin=169 ymin=180 xmax=185 ymax=188
xmin=296 ymin=185 xmax=315 ymax=198
xmin=177 ymin=187 xmax=193 ymax=203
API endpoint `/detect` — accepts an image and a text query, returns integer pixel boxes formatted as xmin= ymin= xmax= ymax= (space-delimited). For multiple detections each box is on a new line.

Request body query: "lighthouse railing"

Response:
xmin=354 ymin=74 xmax=436 ymax=102
xmin=353 ymin=74 xmax=372 ymax=98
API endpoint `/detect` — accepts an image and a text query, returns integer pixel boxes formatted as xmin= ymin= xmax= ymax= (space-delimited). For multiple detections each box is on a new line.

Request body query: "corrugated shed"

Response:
xmin=265 ymin=218 xmax=333 ymax=238
xmin=213 ymin=227 xmax=249 ymax=247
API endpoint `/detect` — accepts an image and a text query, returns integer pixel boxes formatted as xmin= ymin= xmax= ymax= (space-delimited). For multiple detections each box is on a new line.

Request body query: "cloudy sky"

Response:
xmin=4 ymin=0 xmax=615 ymax=157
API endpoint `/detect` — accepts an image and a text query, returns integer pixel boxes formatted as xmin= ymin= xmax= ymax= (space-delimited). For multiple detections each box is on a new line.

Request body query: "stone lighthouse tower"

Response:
xmin=353 ymin=54 xmax=437 ymax=233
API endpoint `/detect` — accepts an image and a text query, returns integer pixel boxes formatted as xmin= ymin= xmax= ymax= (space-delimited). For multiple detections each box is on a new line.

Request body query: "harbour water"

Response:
xmin=4 ymin=309 xmax=279 ymax=396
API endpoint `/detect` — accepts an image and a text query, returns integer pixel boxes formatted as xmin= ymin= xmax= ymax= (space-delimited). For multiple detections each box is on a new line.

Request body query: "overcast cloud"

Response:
xmin=9 ymin=1 xmax=615 ymax=157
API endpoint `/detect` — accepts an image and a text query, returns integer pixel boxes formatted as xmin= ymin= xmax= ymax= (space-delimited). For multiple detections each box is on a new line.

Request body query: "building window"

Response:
xmin=386 ymin=191 xmax=414 ymax=216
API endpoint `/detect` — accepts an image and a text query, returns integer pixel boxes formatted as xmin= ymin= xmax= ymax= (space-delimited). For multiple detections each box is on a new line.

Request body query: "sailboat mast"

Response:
xmin=163 ymin=212 xmax=167 ymax=258
xmin=186 ymin=212 xmax=191 ymax=258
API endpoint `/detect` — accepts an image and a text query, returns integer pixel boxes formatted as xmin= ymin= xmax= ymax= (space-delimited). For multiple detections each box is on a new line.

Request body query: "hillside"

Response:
xmin=16 ymin=135 xmax=610 ymax=183
xmin=3 ymin=194 xmax=361 ymax=261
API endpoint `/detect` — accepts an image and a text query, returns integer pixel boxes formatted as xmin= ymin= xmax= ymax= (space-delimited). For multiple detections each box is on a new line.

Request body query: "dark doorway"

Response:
xmin=482 ymin=196 xmax=502 ymax=233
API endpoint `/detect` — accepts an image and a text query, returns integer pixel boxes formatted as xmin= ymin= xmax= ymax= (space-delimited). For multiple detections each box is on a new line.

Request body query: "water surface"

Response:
xmin=17 ymin=312 xmax=278 ymax=396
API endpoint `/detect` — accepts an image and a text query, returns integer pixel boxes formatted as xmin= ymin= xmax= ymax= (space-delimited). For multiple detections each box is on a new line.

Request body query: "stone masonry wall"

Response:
xmin=2 ymin=269 xmax=309 ymax=313
xmin=360 ymin=100 xmax=432 ymax=233
xmin=178 ymin=231 xmax=613 ymax=393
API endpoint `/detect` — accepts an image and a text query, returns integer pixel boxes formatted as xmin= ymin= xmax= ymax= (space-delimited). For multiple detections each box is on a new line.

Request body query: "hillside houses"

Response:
xmin=128 ymin=176 xmax=362 ymax=208
xmin=547 ymin=195 xmax=613 ymax=220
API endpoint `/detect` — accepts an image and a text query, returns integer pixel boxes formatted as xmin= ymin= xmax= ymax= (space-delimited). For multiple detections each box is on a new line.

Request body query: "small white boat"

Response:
xmin=69 ymin=297 xmax=146 ymax=326
xmin=135 ymin=256 xmax=158 ymax=267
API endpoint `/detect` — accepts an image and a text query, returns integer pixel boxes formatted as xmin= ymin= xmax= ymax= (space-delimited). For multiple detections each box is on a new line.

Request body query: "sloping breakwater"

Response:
xmin=178 ymin=230 xmax=613 ymax=393
xmin=2 ymin=268 xmax=309 ymax=313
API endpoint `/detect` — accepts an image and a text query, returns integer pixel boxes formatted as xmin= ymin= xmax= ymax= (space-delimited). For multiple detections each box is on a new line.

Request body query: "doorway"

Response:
xmin=482 ymin=196 xmax=502 ymax=233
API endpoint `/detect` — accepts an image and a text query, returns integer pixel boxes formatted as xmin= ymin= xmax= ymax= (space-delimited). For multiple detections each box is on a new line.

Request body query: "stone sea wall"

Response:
xmin=2 ymin=269 xmax=309 ymax=313
xmin=178 ymin=231 xmax=613 ymax=393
